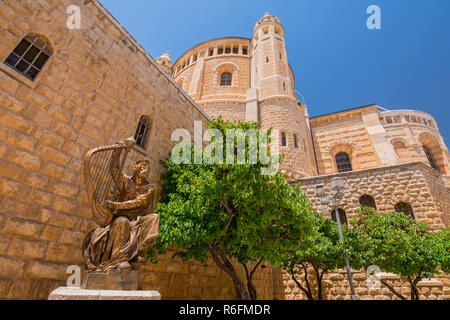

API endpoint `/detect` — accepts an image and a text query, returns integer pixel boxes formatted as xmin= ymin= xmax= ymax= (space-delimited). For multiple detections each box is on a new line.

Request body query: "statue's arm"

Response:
xmin=105 ymin=186 xmax=155 ymax=211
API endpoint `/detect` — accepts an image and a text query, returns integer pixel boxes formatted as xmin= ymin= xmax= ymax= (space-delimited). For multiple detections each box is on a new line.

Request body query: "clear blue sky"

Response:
xmin=101 ymin=0 xmax=450 ymax=143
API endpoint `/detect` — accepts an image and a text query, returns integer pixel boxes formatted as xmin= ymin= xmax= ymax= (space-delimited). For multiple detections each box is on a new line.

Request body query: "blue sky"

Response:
xmin=101 ymin=0 xmax=450 ymax=142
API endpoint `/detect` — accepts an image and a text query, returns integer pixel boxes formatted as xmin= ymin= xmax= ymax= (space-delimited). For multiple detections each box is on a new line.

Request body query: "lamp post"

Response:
xmin=316 ymin=177 xmax=358 ymax=300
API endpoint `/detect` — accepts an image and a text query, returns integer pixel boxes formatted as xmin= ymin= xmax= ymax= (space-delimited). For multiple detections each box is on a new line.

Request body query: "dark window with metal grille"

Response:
xmin=335 ymin=152 xmax=352 ymax=173
xmin=220 ymin=72 xmax=232 ymax=86
xmin=293 ymin=134 xmax=298 ymax=149
xmin=359 ymin=195 xmax=377 ymax=210
xmin=4 ymin=34 xmax=52 ymax=80
xmin=395 ymin=202 xmax=415 ymax=220
xmin=331 ymin=209 xmax=348 ymax=226
xmin=134 ymin=116 xmax=151 ymax=149
xmin=423 ymin=145 xmax=438 ymax=170
xmin=281 ymin=132 xmax=287 ymax=147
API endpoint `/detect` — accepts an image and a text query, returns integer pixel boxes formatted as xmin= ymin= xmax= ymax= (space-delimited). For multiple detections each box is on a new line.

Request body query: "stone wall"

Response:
xmin=0 ymin=0 xmax=284 ymax=300
xmin=197 ymin=102 xmax=247 ymax=123
xmin=260 ymin=98 xmax=317 ymax=176
xmin=285 ymin=162 xmax=450 ymax=300
xmin=310 ymin=105 xmax=383 ymax=175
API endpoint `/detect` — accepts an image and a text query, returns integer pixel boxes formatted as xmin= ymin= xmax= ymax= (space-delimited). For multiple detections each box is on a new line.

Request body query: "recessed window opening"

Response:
xmin=281 ymin=132 xmax=287 ymax=147
xmin=4 ymin=33 xmax=52 ymax=80
xmin=134 ymin=116 xmax=151 ymax=149
xmin=335 ymin=152 xmax=352 ymax=173
xmin=220 ymin=72 xmax=232 ymax=86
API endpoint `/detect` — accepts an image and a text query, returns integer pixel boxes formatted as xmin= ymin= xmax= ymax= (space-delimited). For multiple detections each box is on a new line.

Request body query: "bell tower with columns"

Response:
xmin=246 ymin=13 xmax=317 ymax=177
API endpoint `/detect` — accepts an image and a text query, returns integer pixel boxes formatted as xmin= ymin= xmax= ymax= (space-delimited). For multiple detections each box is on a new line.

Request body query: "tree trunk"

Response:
xmin=207 ymin=244 xmax=250 ymax=300
xmin=380 ymin=279 xmax=407 ymax=300
xmin=314 ymin=268 xmax=326 ymax=301
xmin=290 ymin=265 xmax=314 ymax=300
xmin=242 ymin=261 xmax=262 ymax=300
xmin=408 ymin=275 xmax=422 ymax=300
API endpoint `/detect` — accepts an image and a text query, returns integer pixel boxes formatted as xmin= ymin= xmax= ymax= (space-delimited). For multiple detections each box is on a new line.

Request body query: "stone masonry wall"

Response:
xmin=285 ymin=162 xmax=450 ymax=300
xmin=0 ymin=0 xmax=283 ymax=300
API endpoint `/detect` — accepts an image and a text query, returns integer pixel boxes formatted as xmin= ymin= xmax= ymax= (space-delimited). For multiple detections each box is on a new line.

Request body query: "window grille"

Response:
xmin=4 ymin=34 xmax=52 ymax=80
xmin=359 ymin=195 xmax=377 ymax=210
xmin=335 ymin=152 xmax=352 ymax=173
xmin=220 ymin=72 xmax=232 ymax=86
xmin=134 ymin=116 xmax=151 ymax=149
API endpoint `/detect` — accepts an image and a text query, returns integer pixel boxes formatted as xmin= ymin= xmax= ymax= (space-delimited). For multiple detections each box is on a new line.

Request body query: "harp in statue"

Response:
xmin=83 ymin=138 xmax=148 ymax=227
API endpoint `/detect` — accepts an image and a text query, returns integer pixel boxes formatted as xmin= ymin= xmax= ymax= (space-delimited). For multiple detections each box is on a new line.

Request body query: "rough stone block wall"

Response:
xmin=134 ymin=250 xmax=285 ymax=300
xmin=286 ymin=162 xmax=450 ymax=300
xmin=311 ymin=110 xmax=382 ymax=175
xmin=198 ymin=102 xmax=246 ymax=123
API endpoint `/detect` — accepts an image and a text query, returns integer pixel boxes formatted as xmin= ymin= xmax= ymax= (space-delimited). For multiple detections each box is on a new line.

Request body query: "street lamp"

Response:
xmin=316 ymin=177 xmax=358 ymax=300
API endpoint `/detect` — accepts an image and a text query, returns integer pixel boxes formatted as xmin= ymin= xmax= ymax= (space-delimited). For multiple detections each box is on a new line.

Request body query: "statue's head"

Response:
xmin=132 ymin=160 xmax=150 ymax=182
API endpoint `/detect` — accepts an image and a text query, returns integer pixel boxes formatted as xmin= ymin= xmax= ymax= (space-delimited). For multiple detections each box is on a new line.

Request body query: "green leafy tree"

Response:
xmin=281 ymin=212 xmax=349 ymax=300
xmin=149 ymin=118 xmax=315 ymax=300
xmin=347 ymin=208 xmax=450 ymax=300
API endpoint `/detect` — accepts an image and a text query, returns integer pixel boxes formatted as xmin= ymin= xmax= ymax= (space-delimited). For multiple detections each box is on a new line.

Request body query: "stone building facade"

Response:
xmin=0 ymin=0 xmax=282 ymax=300
xmin=0 ymin=0 xmax=448 ymax=300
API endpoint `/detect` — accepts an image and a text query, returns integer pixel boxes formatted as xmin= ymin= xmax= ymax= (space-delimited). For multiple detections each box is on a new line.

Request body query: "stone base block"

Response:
xmin=82 ymin=269 xmax=139 ymax=290
xmin=48 ymin=287 xmax=161 ymax=300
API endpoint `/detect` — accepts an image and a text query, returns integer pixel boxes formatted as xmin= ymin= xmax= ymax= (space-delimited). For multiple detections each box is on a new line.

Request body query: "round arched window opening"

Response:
xmin=220 ymin=72 xmax=232 ymax=86
xmin=4 ymin=33 xmax=53 ymax=80
xmin=423 ymin=145 xmax=438 ymax=171
xmin=335 ymin=152 xmax=352 ymax=173
xmin=331 ymin=208 xmax=348 ymax=226
xmin=359 ymin=195 xmax=377 ymax=210
xmin=395 ymin=202 xmax=415 ymax=220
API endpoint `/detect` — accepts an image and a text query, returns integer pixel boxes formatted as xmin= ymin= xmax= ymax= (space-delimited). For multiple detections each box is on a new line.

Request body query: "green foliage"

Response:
xmin=282 ymin=212 xmax=346 ymax=272
xmin=280 ymin=212 xmax=351 ymax=299
xmin=348 ymin=207 xmax=447 ymax=278
xmin=148 ymin=117 xmax=315 ymax=299
xmin=346 ymin=207 xmax=449 ymax=299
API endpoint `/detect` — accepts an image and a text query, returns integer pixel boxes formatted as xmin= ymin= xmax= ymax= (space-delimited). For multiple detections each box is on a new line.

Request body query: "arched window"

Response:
xmin=134 ymin=116 xmax=151 ymax=149
xmin=395 ymin=202 xmax=415 ymax=220
xmin=220 ymin=72 xmax=232 ymax=86
xmin=281 ymin=132 xmax=287 ymax=147
xmin=423 ymin=145 xmax=438 ymax=170
xmin=293 ymin=134 xmax=298 ymax=149
xmin=359 ymin=195 xmax=377 ymax=210
xmin=4 ymin=34 xmax=52 ymax=80
xmin=331 ymin=208 xmax=348 ymax=226
xmin=335 ymin=152 xmax=352 ymax=173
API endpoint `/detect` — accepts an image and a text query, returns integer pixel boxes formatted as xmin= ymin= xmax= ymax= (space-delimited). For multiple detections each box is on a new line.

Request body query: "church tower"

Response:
xmin=248 ymin=13 xmax=317 ymax=177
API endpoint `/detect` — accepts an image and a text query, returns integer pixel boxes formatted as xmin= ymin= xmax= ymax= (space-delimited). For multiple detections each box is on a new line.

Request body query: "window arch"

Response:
xmin=395 ymin=202 xmax=415 ymax=220
xmin=335 ymin=152 xmax=352 ymax=173
xmin=4 ymin=33 xmax=52 ymax=80
xmin=423 ymin=145 xmax=438 ymax=170
xmin=281 ymin=132 xmax=287 ymax=147
xmin=134 ymin=116 xmax=151 ymax=149
xmin=359 ymin=195 xmax=377 ymax=210
xmin=220 ymin=72 xmax=232 ymax=86
xmin=331 ymin=208 xmax=348 ymax=226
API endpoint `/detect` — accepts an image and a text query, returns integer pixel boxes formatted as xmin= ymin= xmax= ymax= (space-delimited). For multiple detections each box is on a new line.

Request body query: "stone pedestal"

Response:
xmin=82 ymin=269 xmax=139 ymax=290
xmin=48 ymin=287 xmax=161 ymax=300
